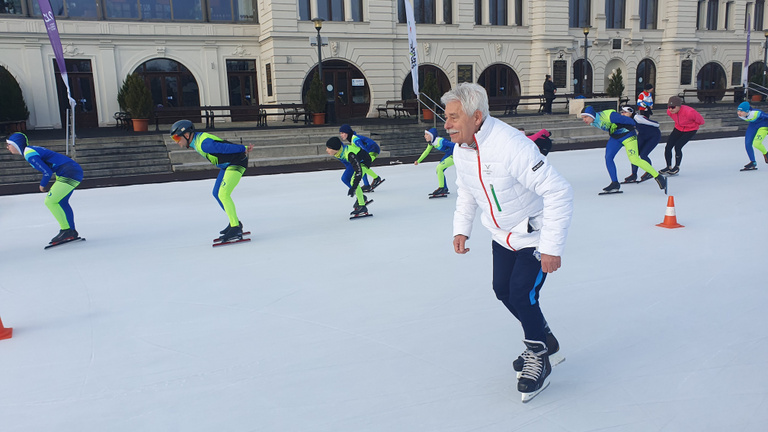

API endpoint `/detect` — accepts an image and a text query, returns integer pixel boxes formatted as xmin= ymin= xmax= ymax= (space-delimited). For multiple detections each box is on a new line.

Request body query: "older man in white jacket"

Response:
xmin=443 ymin=83 xmax=574 ymax=402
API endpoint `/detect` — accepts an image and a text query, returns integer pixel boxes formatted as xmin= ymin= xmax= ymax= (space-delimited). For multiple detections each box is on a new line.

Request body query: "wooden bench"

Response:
xmin=259 ymin=103 xmax=310 ymax=125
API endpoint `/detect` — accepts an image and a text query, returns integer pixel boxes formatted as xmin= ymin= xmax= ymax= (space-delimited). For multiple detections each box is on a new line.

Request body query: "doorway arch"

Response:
xmin=635 ymin=58 xmax=657 ymax=99
xmin=133 ymin=58 xmax=201 ymax=122
xmin=696 ymin=62 xmax=727 ymax=102
xmin=401 ymin=65 xmax=451 ymax=102
xmin=477 ymin=64 xmax=521 ymax=108
xmin=573 ymin=59 xmax=593 ymax=96
xmin=302 ymin=60 xmax=370 ymax=121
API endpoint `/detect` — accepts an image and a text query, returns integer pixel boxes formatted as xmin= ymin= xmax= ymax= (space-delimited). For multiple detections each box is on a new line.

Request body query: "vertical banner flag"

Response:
xmin=744 ymin=13 xmax=751 ymax=92
xmin=38 ymin=0 xmax=75 ymax=108
xmin=404 ymin=0 xmax=419 ymax=97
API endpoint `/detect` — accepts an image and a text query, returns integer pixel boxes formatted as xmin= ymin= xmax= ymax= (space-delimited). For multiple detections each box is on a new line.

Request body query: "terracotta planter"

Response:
xmin=422 ymin=109 xmax=434 ymax=121
xmin=751 ymin=94 xmax=762 ymax=102
xmin=9 ymin=121 xmax=26 ymax=132
xmin=312 ymin=113 xmax=325 ymax=125
xmin=132 ymin=118 xmax=149 ymax=132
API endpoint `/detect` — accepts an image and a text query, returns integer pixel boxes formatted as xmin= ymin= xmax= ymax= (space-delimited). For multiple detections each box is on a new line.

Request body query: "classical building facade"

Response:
xmin=1 ymin=0 xmax=766 ymax=129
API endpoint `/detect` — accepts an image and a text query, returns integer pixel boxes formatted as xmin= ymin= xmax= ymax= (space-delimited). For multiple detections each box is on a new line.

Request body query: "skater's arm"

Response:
xmin=415 ymin=145 xmax=432 ymax=164
xmin=453 ymin=234 xmax=469 ymax=254
xmin=24 ymin=153 xmax=55 ymax=188
xmin=200 ymin=138 xmax=247 ymax=154
xmin=347 ymin=153 xmax=364 ymax=190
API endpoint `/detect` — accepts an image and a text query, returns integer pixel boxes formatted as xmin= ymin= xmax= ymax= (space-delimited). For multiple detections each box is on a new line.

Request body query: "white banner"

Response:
xmin=404 ymin=0 xmax=419 ymax=96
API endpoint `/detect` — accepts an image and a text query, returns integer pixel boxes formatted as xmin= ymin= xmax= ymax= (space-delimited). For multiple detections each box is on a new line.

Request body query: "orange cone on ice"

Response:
xmin=656 ymin=195 xmax=684 ymax=229
xmin=0 ymin=315 xmax=12 ymax=340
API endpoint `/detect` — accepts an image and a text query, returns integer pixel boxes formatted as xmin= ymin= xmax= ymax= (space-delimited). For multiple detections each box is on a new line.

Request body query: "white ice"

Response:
xmin=1 ymin=137 xmax=766 ymax=432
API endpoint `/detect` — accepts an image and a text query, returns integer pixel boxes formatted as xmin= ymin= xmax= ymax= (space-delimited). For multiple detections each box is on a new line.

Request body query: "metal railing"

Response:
xmin=418 ymin=93 xmax=445 ymax=127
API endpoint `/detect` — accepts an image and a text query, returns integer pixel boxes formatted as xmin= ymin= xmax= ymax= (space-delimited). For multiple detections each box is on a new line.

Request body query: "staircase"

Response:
xmin=0 ymin=104 xmax=746 ymax=190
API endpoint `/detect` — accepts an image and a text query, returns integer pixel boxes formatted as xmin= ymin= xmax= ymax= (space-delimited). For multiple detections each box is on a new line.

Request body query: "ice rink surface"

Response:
xmin=1 ymin=136 xmax=766 ymax=432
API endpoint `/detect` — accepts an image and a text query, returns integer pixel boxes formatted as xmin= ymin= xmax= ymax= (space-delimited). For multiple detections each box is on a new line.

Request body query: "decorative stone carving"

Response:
xmin=424 ymin=42 xmax=430 ymax=56
xmin=495 ymin=43 xmax=502 ymax=56
xmin=156 ymin=46 xmax=166 ymax=56
xmin=331 ymin=41 xmax=339 ymax=56
xmin=63 ymin=43 xmax=82 ymax=57
xmin=232 ymin=45 xmax=248 ymax=57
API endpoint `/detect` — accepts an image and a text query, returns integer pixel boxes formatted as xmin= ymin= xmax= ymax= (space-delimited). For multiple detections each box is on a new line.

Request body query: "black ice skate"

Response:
xmin=621 ymin=174 xmax=637 ymax=184
xmin=50 ymin=229 xmax=78 ymax=244
xmin=638 ymin=172 xmax=654 ymax=183
xmin=764 ymin=153 xmax=768 ymax=164
xmin=514 ymin=330 xmax=564 ymax=376
xmin=667 ymin=166 xmax=680 ymax=175
xmin=220 ymin=220 xmax=242 ymax=235
xmin=741 ymin=161 xmax=758 ymax=171
xmin=517 ymin=340 xmax=552 ymax=403
xmin=370 ymin=177 xmax=385 ymax=190
xmin=429 ymin=187 xmax=449 ymax=198
xmin=598 ymin=181 xmax=622 ymax=195
xmin=218 ymin=224 xmax=243 ymax=243
xmin=658 ymin=167 xmax=672 ymax=175
xmin=349 ymin=204 xmax=372 ymax=219
xmin=654 ymin=174 xmax=668 ymax=194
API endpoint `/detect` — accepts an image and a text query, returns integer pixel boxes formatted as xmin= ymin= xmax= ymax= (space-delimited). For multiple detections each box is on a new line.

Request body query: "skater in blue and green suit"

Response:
xmin=736 ymin=101 xmax=768 ymax=171
xmin=580 ymin=105 xmax=666 ymax=194
xmin=6 ymin=132 xmax=83 ymax=244
xmin=326 ymin=136 xmax=372 ymax=217
xmin=339 ymin=124 xmax=384 ymax=191
xmin=414 ymin=127 xmax=455 ymax=196
xmin=170 ymin=120 xmax=254 ymax=242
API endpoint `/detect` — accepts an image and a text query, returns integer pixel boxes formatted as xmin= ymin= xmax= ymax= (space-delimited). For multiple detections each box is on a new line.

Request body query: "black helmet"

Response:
xmin=170 ymin=119 xmax=194 ymax=137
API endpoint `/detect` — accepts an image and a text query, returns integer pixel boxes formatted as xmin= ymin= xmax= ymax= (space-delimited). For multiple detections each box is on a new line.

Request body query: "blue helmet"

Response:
xmin=5 ymin=132 xmax=28 ymax=154
xmin=170 ymin=119 xmax=194 ymax=137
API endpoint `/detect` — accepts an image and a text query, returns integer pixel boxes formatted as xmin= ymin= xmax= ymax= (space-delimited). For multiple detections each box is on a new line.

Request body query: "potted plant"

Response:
xmin=606 ymin=68 xmax=625 ymax=98
xmin=421 ymin=72 xmax=441 ymax=120
xmin=119 ymin=73 xmax=153 ymax=132
xmin=306 ymin=71 xmax=326 ymax=125
xmin=0 ymin=67 xmax=30 ymax=132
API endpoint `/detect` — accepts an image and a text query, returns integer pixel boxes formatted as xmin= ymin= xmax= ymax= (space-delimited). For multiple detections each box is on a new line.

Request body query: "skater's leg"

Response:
xmin=505 ymin=248 xmax=549 ymax=344
xmin=672 ymin=130 xmax=697 ymax=168
xmin=217 ymin=165 xmax=245 ymax=227
xmin=664 ymin=128 xmax=683 ymax=168
xmin=751 ymin=127 xmax=768 ymax=160
xmin=491 ymin=241 xmax=521 ymax=321
xmin=604 ymin=139 xmax=623 ymax=182
xmin=212 ymin=169 xmax=226 ymax=211
xmin=436 ymin=155 xmax=454 ymax=189
xmin=623 ymin=136 xmax=658 ymax=177
xmin=44 ymin=178 xmax=79 ymax=230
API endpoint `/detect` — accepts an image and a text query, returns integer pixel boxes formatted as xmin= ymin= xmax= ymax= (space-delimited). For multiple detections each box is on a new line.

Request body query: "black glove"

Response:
xmin=348 ymin=186 xmax=356 ymax=197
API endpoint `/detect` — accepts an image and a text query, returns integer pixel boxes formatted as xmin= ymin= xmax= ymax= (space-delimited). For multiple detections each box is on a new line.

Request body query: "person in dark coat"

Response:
xmin=542 ymin=75 xmax=557 ymax=114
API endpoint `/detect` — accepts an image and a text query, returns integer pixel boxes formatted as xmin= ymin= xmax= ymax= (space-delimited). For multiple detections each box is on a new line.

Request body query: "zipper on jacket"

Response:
xmin=489 ymin=184 xmax=502 ymax=212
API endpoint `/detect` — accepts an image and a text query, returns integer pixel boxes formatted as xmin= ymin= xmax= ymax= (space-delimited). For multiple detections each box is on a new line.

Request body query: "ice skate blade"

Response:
xmin=212 ymin=237 xmax=251 ymax=247
xmin=349 ymin=213 xmax=373 ymax=220
xmin=521 ymin=377 xmax=550 ymax=403
xmin=44 ymin=237 xmax=86 ymax=250
xmin=598 ymin=190 xmax=623 ymax=195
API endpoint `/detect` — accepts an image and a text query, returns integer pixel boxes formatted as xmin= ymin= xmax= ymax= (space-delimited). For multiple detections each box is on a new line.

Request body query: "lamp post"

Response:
xmin=763 ymin=30 xmax=768 ymax=88
xmin=312 ymin=18 xmax=324 ymax=83
xmin=583 ymin=27 xmax=590 ymax=96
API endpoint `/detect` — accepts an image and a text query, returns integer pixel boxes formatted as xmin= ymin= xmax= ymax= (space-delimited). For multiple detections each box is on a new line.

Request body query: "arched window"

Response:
xmin=402 ymin=65 xmax=451 ymax=101
xmin=696 ymin=62 xmax=727 ymax=101
xmin=573 ymin=59 xmax=593 ymax=96
xmin=133 ymin=58 xmax=201 ymax=122
xmin=635 ymin=59 xmax=657 ymax=99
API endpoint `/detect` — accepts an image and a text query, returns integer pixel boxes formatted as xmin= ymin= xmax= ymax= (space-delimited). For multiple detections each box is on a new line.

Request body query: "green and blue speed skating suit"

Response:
xmin=332 ymin=141 xmax=372 ymax=207
xmin=738 ymin=108 xmax=768 ymax=163
xmin=586 ymin=108 xmax=659 ymax=182
xmin=416 ymin=127 xmax=455 ymax=189
xmin=188 ymin=132 xmax=249 ymax=227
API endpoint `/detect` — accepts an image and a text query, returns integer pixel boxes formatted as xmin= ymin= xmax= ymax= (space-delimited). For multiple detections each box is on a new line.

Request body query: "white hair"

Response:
xmin=441 ymin=82 xmax=490 ymax=121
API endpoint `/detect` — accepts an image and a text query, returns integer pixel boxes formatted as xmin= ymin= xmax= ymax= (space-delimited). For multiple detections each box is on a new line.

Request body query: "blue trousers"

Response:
xmin=491 ymin=242 xmax=548 ymax=343
xmin=632 ymin=129 xmax=661 ymax=175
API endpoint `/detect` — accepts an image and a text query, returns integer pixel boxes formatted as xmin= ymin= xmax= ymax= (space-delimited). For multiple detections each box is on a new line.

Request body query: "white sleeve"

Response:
xmin=452 ymin=163 xmax=478 ymax=238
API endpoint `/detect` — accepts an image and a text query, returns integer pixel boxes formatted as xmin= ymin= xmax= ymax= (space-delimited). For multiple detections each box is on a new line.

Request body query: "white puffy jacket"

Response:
xmin=453 ymin=116 xmax=574 ymax=256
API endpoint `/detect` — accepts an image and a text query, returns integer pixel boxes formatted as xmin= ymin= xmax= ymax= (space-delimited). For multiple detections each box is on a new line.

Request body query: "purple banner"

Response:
xmin=38 ymin=0 xmax=73 ymax=106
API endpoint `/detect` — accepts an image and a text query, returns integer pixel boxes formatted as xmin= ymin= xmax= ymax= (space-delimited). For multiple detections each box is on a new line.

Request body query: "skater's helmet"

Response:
xmin=738 ymin=101 xmax=751 ymax=113
xmin=326 ymin=136 xmax=343 ymax=150
xmin=620 ymin=106 xmax=634 ymax=114
xmin=425 ymin=127 xmax=438 ymax=142
xmin=579 ymin=106 xmax=596 ymax=120
xmin=5 ymin=132 xmax=28 ymax=154
xmin=170 ymin=120 xmax=194 ymax=139
xmin=339 ymin=124 xmax=354 ymax=138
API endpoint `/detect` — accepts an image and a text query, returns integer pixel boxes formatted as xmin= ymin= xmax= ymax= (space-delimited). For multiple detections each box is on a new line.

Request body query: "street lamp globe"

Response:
xmin=312 ymin=17 xmax=324 ymax=30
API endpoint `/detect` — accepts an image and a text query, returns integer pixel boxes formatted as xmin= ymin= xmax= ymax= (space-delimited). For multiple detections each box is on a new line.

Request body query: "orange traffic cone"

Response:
xmin=0 ymin=315 xmax=12 ymax=340
xmin=656 ymin=195 xmax=684 ymax=229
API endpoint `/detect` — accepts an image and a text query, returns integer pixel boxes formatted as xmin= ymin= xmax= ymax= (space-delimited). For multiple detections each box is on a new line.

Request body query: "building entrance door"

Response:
xmin=55 ymin=59 xmax=98 ymax=129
